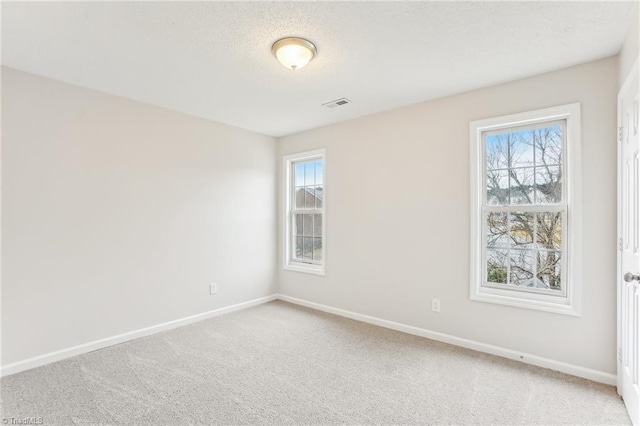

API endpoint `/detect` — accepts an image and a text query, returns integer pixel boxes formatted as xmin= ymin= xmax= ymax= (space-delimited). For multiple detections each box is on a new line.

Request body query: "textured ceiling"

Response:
xmin=2 ymin=2 xmax=636 ymax=137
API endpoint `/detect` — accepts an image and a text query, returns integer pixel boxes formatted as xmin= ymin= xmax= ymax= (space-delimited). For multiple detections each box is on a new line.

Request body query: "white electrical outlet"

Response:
xmin=209 ymin=283 xmax=218 ymax=295
xmin=431 ymin=298 xmax=441 ymax=313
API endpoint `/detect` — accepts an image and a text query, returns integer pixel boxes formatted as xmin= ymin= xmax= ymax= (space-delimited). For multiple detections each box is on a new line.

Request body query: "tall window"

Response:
xmin=470 ymin=104 xmax=581 ymax=316
xmin=284 ymin=149 xmax=325 ymax=275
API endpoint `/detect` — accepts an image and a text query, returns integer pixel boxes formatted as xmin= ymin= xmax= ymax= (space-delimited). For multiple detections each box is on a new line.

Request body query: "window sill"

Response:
xmin=470 ymin=287 xmax=580 ymax=317
xmin=284 ymin=262 xmax=325 ymax=276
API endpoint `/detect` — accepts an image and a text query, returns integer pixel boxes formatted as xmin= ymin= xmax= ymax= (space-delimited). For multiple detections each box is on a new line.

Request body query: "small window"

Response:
xmin=283 ymin=149 xmax=325 ymax=275
xmin=470 ymin=104 xmax=581 ymax=316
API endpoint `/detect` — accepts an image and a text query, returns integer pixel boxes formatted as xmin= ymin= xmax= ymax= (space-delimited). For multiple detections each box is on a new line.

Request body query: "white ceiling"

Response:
xmin=2 ymin=2 xmax=636 ymax=137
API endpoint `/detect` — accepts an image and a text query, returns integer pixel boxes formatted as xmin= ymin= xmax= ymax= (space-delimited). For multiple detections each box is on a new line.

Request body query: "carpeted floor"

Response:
xmin=0 ymin=300 xmax=631 ymax=425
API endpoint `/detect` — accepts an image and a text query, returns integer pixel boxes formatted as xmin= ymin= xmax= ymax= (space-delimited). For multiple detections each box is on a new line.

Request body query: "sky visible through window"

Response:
xmin=294 ymin=161 xmax=323 ymax=187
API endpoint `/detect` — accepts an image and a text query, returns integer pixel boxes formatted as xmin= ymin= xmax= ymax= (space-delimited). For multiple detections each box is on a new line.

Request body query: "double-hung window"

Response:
xmin=470 ymin=104 xmax=581 ymax=315
xmin=284 ymin=149 xmax=326 ymax=275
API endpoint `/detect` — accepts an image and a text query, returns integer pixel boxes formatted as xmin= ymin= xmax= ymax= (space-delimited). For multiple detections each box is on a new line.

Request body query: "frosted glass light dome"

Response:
xmin=272 ymin=37 xmax=317 ymax=70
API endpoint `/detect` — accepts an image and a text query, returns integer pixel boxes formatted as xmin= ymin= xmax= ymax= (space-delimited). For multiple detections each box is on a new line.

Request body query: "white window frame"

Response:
xmin=283 ymin=149 xmax=326 ymax=276
xmin=469 ymin=103 xmax=582 ymax=316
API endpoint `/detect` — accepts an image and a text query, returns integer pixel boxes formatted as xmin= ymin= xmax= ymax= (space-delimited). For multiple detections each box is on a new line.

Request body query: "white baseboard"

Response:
xmin=2 ymin=292 xmax=616 ymax=386
xmin=1 ymin=294 xmax=278 ymax=377
xmin=277 ymin=294 xmax=617 ymax=386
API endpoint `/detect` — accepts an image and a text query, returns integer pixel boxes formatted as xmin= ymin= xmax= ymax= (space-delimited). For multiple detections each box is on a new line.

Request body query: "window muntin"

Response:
xmin=482 ymin=122 xmax=566 ymax=297
xmin=284 ymin=150 xmax=325 ymax=275
xmin=469 ymin=103 xmax=581 ymax=316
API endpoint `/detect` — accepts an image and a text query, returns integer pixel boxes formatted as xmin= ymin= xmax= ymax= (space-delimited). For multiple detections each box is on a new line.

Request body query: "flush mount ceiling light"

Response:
xmin=272 ymin=37 xmax=317 ymax=70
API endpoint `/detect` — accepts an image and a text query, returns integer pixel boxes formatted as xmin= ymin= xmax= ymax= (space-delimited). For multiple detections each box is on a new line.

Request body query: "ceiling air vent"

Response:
xmin=322 ymin=98 xmax=352 ymax=109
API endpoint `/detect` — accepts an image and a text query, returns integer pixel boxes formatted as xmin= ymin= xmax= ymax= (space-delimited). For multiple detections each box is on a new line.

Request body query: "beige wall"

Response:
xmin=619 ymin=6 xmax=639 ymax=87
xmin=278 ymin=57 xmax=619 ymax=374
xmin=1 ymin=68 xmax=277 ymax=365
xmin=1 ymin=54 xmax=623 ymax=374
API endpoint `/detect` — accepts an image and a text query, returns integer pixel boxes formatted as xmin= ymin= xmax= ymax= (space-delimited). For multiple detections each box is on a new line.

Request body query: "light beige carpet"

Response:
xmin=0 ymin=300 xmax=631 ymax=425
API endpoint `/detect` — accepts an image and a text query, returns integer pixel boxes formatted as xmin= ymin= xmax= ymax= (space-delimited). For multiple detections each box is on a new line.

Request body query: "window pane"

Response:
xmin=536 ymin=212 xmax=562 ymax=250
xmin=315 ymin=186 xmax=323 ymax=208
xmin=487 ymin=212 xmax=508 ymax=248
xmin=537 ymin=251 xmax=562 ymax=290
xmin=486 ymin=249 xmax=508 ymax=283
xmin=304 ymin=187 xmax=316 ymax=208
xmin=487 ymin=170 xmax=509 ymax=205
xmin=313 ymin=214 xmax=322 ymax=238
xmin=509 ymin=167 xmax=534 ymax=204
xmin=313 ymin=237 xmax=322 ymax=261
xmin=486 ymin=134 xmax=509 ymax=170
xmin=295 ymin=187 xmax=305 ymax=208
xmin=294 ymin=163 xmax=305 ymax=186
xmin=303 ymin=214 xmax=313 ymax=237
xmin=305 ymin=162 xmax=315 ymax=186
xmin=295 ymin=236 xmax=303 ymax=259
xmin=509 ymin=212 xmax=534 ymax=248
xmin=294 ymin=214 xmax=302 ymax=237
xmin=302 ymin=237 xmax=313 ymax=260
xmin=534 ymin=126 xmax=562 ymax=166
xmin=315 ymin=162 xmax=324 ymax=185
xmin=535 ymin=166 xmax=562 ymax=204
xmin=509 ymin=131 xmax=534 ymax=168
xmin=510 ymin=250 xmax=534 ymax=285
